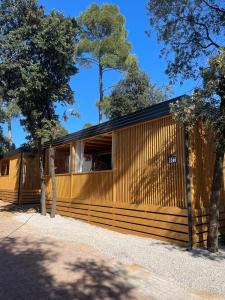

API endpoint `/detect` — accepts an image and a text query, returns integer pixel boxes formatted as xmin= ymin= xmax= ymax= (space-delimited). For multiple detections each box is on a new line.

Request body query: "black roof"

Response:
xmin=0 ymin=95 xmax=186 ymax=159
xmin=45 ymin=95 xmax=186 ymax=148
xmin=0 ymin=145 xmax=30 ymax=159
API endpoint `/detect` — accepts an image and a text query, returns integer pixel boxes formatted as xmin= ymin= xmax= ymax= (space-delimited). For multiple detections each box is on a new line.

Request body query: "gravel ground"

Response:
xmin=14 ymin=211 xmax=225 ymax=298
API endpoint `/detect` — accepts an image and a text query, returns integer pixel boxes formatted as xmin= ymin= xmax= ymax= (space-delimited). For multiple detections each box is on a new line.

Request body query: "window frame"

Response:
xmin=48 ymin=144 xmax=72 ymax=176
xmin=74 ymin=133 xmax=113 ymax=174
xmin=0 ymin=159 xmax=10 ymax=176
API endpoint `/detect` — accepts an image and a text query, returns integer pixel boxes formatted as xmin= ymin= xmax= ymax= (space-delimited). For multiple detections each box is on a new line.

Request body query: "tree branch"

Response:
xmin=102 ymin=67 xmax=123 ymax=73
xmin=78 ymin=57 xmax=98 ymax=65
xmin=202 ymin=0 xmax=225 ymax=14
xmin=192 ymin=20 xmax=221 ymax=49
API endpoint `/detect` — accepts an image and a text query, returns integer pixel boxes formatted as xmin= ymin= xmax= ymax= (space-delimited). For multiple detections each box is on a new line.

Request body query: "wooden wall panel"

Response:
xmin=46 ymin=199 xmax=189 ymax=246
xmin=71 ymin=172 xmax=113 ymax=203
xmin=46 ymin=174 xmax=71 ymax=199
xmin=192 ymin=207 xmax=225 ymax=247
xmin=114 ymin=116 xmax=187 ymax=208
xmin=189 ymin=126 xmax=217 ymax=209
xmin=189 ymin=125 xmax=225 ymax=247
xmin=0 ymin=153 xmax=40 ymax=204
xmin=0 ymin=154 xmax=20 ymax=203
xmin=0 ymin=154 xmax=20 ymax=191
xmin=0 ymin=190 xmax=18 ymax=203
xmin=21 ymin=154 xmax=40 ymax=191
xmin=44 ymin=116 xmax=189 ymax=246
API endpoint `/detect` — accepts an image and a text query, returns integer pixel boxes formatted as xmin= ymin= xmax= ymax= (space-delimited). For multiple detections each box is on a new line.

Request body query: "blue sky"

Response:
xmin=5 ymin=0 xmax=196 ymax=147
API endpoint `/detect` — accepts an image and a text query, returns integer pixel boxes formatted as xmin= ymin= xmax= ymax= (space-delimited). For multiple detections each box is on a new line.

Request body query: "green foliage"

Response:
xmin=1 ymin=99 xmax=20 ymax=122
xmin=0 ymin=0 xmax=78 ymax=146
xmin=147 ymin=0 xmax=225 ymax=82
xmin=148 ymin=1 xmax=225 ymax=251
xmin=171 ymin=47 xmax=225 ymax=151
xmin=77 ymin=3 xmax=131 ymax=70
xmin=148 ymin=0 xmax=225 ymax=147
xmin=100 ymin=60 xmax=172 ymax=119
xmin=0 ymin=127 xmax=10 ymax=156
xmin=82 ymin=123 xmax=93 ymax=129
xmin=35 ymin=119 xmax=68 ymax=144
xmin=77 ymin=3 xmax=132 ymax=122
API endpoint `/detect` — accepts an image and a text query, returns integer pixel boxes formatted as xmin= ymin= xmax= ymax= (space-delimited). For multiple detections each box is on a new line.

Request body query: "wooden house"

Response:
xmin=0 ymin=95 xmax=224 ymax=248
xmin=0 ymin=148 xmax=40 ymax=204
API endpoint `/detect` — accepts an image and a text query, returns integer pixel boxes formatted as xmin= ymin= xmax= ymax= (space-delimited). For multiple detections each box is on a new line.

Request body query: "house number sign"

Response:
xmin=168 ymin=155 xmax=177 ymax=164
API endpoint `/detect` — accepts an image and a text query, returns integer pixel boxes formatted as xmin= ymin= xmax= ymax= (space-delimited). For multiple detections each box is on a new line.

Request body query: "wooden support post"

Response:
xmin=184 ymin=129 xmax=193 ymax=250
xmin=112 ymin=131 xmax=116 ymax=204
xmin=18 ymin=151 xmax=24 ymax=206
xmin=70 ymin=142 xmax=75 ymax=198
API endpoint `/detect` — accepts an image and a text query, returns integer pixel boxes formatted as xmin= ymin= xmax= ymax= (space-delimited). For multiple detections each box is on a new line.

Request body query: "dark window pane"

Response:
xmin=1 ymin=160 xmax=9 ymax=176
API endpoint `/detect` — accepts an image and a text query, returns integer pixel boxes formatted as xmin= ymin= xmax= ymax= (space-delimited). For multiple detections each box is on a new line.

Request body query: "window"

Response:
xmin=75 ymin=133 xmax=112 ymax=173
xmin=1 ymin=159 xmax=9 ymax=176
xmin=54 ymin=145 xmax=71 ymax=174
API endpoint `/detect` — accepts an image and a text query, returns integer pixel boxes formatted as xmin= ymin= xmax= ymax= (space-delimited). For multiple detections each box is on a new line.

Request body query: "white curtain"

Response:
xmin=75 ymin=141 xmax=85 ymax=173
xmin=22 ymin=163 xmax=27 ymax=185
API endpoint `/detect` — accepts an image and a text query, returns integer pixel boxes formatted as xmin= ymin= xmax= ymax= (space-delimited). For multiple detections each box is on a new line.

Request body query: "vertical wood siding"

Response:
xmin=0 ymin=155 xmax=20 ymax=203
xmin=72 ymin=172 xmax=113 ymax=203
xmin=189 ymin=125 xmax=216 ymax=209
xmin=0 ymin=155 xmax=20 ymax=191
xmin=114 ymin=116 xmax=187 ymax=208
xmin=46 ymin=174 xmax=71 ymax=199
xmin=189 ymin=125 xmax=225 ymax=246
xmin=22 ymin=155 xmax=40 ymax=191
xmin=0 ymin=153 xmax=40 ymax=204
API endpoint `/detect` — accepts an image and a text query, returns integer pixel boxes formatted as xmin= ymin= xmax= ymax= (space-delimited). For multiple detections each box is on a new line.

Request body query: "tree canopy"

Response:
xmin=147 ymin=0 xmax=225 ymax=82
xmin=147 ymin=0 xmax=225 ymax=252
xmin=0 ymin=0 xmax=78 ymax=214
xmin=0 ymin=0 xmax=78 ymax=144
xmin=76 ymin=3 xmax=132 ymax=123
xmin=100 ymin=60 xmax=171 ymax=119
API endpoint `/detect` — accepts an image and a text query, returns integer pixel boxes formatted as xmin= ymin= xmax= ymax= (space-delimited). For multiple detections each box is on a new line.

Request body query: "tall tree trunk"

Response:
xmin=207 ymin=151 xmax=224 ymax=252
xmin=7 ymin=117 xmax=12 ymax=150
xmin=207 ymin=96 xmax=225 ymax=252
xmin=38 ymin=140 xmax=46 ymax=216
xmin=49 ymin=145 xmax=57 ymax=218
xmin=99 ymin=64 xmax=103 ymax=124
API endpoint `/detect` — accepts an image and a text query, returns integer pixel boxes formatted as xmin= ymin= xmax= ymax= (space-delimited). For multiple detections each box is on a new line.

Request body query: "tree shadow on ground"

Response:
xmin=149 ymin=240 xmax=225 ymax=261
xmin=66 ymin=260 xmax=134 ymax=300
xmin=0 ymin=200 xmax=40 ymax=214
xmin=0 ymin=236 xmax=135 ymax=300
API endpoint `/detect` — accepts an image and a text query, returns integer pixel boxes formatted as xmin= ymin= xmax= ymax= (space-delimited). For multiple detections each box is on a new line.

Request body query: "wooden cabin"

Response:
xmin=0 ymin=148 xmax=40 ymax=204
xmin=43 ymin=96 xmax=225 ymax=248
xmin=0 ymin=96 xmax=224 ymax=248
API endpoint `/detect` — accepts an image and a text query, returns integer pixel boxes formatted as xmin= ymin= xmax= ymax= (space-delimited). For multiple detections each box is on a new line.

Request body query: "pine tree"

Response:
xmin=77 ymin=4 xmax=131 ymax=123
xmin=101 ymin=60 xmax=171 ymax=119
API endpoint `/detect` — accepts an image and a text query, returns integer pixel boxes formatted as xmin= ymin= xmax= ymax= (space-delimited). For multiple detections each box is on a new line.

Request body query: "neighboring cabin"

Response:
xmin=0 ymin=96 xmax=224 ymax=248
xmin=0 ymin=148 xmax=40 ymax=204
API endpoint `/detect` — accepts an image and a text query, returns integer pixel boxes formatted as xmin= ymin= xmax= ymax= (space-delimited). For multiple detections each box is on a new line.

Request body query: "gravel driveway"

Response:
xmin=0 ymin=200 xmax=224 ymax=300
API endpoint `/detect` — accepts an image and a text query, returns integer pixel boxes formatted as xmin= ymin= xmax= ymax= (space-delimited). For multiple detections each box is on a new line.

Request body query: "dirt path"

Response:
xmin=0 ymin=201 xmax=224 ymax=300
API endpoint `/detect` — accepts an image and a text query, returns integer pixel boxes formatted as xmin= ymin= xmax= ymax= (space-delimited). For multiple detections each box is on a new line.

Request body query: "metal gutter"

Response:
xmin=0 ymin=146 xmax=31 ymax=159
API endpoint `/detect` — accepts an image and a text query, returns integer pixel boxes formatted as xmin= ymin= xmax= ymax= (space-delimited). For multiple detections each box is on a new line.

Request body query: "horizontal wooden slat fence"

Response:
xmin=46 ymin=197 xmax=189 ymax=246
xmin=192 ymin=208 xmax=225 ymax=247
